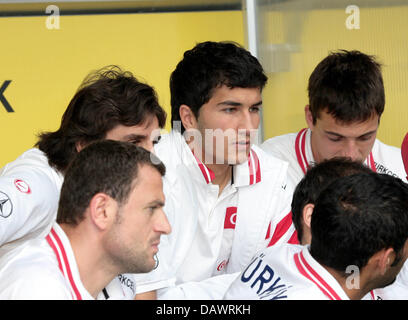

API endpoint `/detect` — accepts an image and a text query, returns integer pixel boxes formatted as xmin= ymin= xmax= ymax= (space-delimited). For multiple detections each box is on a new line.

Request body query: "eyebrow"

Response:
xmin=123 ymin=134 xmax=147 ymax=141
xmin=324 ymin=129 xmax=377 ymax=138
xmin=145 ymin=200 xmax=165 ymax=208
xmin=217 ymin=100 xmax=263 ymax=107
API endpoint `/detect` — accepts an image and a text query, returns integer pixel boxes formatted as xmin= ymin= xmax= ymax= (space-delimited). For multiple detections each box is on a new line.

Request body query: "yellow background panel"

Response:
xmin=0 ymin=11 xmax=244 ymax=167
xmin=261 ymin=5 xmax=408 ymax=149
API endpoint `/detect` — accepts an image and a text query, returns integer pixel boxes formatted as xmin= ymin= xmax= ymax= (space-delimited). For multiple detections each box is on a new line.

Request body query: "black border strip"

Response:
xmin=0 ymin=4 xmax=242 ymax=17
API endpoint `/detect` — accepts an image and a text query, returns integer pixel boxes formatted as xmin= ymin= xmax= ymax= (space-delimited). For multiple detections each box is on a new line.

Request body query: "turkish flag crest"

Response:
xmin=224 ymin=206 xmax=237 ymax=229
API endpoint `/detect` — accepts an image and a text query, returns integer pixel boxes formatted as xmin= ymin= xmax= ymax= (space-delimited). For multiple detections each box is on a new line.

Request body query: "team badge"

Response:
xmin=224 ymin=206 xmax=237 ymax=229
xmin=14 ymin=179 xmax=31 ymax=194
xmin=0 ymin=191 xmax=13 ymax=218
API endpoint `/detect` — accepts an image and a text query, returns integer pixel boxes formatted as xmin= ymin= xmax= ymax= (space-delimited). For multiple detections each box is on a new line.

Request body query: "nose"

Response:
xmin=340 ymin=140 xmax=361 ymax=161
xmin=155 ymin=208 xmax=172 ymax=235
xmin=139 ymin=140 xmax=154 ymax=153
xmin=238 ymin=110 xmax=259 ymax=131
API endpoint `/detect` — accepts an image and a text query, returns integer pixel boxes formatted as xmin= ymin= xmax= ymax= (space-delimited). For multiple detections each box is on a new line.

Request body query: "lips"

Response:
xmin=235 ymin=140 xmax=250 ymax=145
xmin=151 ymin=239 xmax=160 ymax=253
xmin=234 ymin=141 xmax=250 ymax=151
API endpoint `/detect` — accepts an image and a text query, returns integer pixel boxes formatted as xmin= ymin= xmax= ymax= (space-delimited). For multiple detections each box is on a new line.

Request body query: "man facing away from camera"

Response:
xmin=224 ymin=171 xmax=408 ymax=300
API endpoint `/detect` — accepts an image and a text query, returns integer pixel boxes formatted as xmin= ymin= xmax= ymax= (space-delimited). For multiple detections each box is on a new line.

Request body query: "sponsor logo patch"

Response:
xmin=0 ymin=191 xmax=13 ymax=218
xmin=14 ymin=179 xmax=31 ymax=194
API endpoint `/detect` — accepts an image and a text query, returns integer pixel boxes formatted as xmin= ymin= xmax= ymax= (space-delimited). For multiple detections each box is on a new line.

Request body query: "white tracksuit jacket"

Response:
xmin=154 ymin=131 xmax=293 ymax=299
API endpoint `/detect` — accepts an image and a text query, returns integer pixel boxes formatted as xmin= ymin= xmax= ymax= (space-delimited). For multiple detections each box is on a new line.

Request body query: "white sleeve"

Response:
xmin=0 ymin=167 xmax=60 ymax=247
xmin=157 ymin=273 xmax=240 ymax=300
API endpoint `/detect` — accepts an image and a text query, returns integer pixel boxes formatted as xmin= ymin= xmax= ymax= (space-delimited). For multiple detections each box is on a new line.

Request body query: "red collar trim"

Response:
xmin=294 ymin=251 xmax=342 ymax=300
xmin=46 ymin=227 xmax=82 ymax=300
xmin=296 ymin=128 xmax=377 ymax=174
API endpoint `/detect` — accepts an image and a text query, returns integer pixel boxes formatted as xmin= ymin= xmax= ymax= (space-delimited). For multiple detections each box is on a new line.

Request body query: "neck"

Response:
xmin=322 ymin=264 xmax=370 ymax=300
xmin=60 ymin=223 xmax=118 ymax=299
xmin=206 ymin=163 xmax=232 ymax=194
xmin=188 ymin=140 xmax=232 ymax=195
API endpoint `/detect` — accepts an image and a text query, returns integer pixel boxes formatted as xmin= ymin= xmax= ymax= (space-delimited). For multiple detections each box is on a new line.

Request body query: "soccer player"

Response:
xmin=290 ymin=157 xmax=372 ymax=245
xmin=290 ymin=158 xmax=407 ymax=299
xmin=261 ymin=50 xmax=405 ymax=193
xmin=0 ymin=140 xmax=171 ymax=299
xmin=154 ymin=41 xmax=293 ymax=299
xmin=224 ymin=172 xmax=408 ymax=300
xmin=0 ymin=66 xmax=169 ymax=298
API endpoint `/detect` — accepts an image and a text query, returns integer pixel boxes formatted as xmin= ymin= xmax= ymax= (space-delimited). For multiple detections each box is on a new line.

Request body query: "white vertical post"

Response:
xmin=244 ymin=0 xmax=264 ymax=145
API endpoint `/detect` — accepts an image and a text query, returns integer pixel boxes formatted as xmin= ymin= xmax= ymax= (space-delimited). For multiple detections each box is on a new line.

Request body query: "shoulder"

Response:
xmin=154 ymin=131 xmax=184 ymax=163
xmin=0 ymin=148 xmax=63 ymax=193
xmin=1 ymin=148 xmax=62 ymax=184
xmin=155 ymin=131 xmax=200 ymax=188
xmin=248 ymin=145 xmax=290 ymax=199
xmin=0 ymin=240 xmax=71 ymax=299
xmin=261 ymin=132 xmax=298 ymax=154
xmin=372 ymin=139 xmax=405 ymax=179
xmin=251 ymin=144 xmax=289 ymax=169
xmin=1 ymin=148 xmax=50 ymax=172
xmin=261 ymin=243 xmax=304 ymax=261
xmin=374 ymin=138 xmax=401 ymax=155
xmin=226 ymin=244 xmax=304 ymax=300
xmin=250 ymin=145 xmax=289 ymax=182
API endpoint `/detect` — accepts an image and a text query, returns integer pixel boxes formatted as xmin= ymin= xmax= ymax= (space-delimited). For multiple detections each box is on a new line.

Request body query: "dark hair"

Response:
xmin=310 ymin=172 xmax=408 ymax=275
xmin=308 ymin=50 xmax=384 ymax=124
xmin=291 ymin=158 xmax=372 ymax=243
xmin=36 ymin=65 xmax=166 ymax=174
xmin=170 ymin=41 xmax=267 ymax=133
xmin=56 ymin=140 xmax=165 ymax=226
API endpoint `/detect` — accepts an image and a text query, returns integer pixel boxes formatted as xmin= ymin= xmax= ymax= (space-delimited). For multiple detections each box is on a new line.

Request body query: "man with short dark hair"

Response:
xmin=262 ymin=50 xmax=405 ymax=191
xmin=0 ymin=140 xmax=171 ymax=299
xmin=288 ymin=158 xmax=407 ymax=299
xmin=155 ymin=41 xmax=293 ymax=299
xmin=0 ymin=65 xmax=169 ymax=298
xmin=261 ymin=50 xmax=406 ymax=244
xmin=290 ymin=157 xmax=372 ymax=245
xmin=224 ymin=172 xmax=408 ymax=300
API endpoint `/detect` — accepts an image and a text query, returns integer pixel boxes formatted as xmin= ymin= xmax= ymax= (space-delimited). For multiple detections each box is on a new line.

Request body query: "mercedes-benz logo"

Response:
xmin=0 ymin=191 xmax=12 ymax=218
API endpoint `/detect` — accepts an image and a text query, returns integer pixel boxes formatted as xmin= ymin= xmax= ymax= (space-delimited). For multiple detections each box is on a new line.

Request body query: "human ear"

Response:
xmin=378 ymin=248 xmax=396 ymax=275
xmin=75 ymin=140 xmax=86 ymax=153
xmin=303 ymin=203 xmax=315 ymax=228
xmin=88 ymin=193 xmax=118 ymax=231
xmin=179 ymin=104 xmax=198 ymax=131
xmin=304 ymin=105 xmax=314 ymax=129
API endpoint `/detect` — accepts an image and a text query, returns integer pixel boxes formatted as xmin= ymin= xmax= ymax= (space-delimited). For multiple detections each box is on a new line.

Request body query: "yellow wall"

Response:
xmin=2 ymin=6 xmax=406 ymax=167
xmin=0 ymin=11 xmax=244 ymax=167
xmin=261 ymin=5 xmax=408 ymax=148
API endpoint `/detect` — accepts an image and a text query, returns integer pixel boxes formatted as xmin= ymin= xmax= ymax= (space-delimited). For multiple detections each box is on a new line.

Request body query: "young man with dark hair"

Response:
xmin=224 ymin=172 xmax=408 ymax=300
xmin=0 ymin=65 xmax=169 ymax=298
xmin=261 ymin=50 xmax=406 ymax=244
xmin=262 ymin=50 xmax=405 ymax=191
xmin=0 ymin=140 xmax=171 ymax=299
xmin=154 ymin=41 xmax=293 ymax=299
xmin=289 ymin=158 xmax=407 ymax=299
